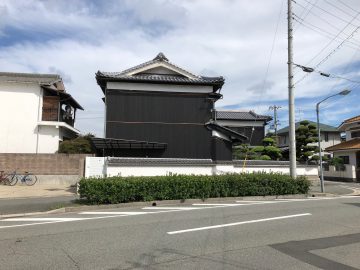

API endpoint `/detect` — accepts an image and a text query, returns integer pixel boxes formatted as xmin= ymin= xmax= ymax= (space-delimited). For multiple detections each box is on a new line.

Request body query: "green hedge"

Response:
xmin=78 ymin=173 xmax=310 ymax=204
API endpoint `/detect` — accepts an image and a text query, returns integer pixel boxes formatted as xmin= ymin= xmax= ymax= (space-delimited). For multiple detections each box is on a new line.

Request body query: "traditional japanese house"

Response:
xmin=94 ymin=53 xmax=247 ymax=160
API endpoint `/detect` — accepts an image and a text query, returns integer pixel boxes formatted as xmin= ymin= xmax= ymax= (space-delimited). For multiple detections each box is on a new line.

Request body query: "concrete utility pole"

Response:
xmin=288 ymin=0 xmax=297 ymax=178
xmin=269 ymin=105 xmax=281 ymax=137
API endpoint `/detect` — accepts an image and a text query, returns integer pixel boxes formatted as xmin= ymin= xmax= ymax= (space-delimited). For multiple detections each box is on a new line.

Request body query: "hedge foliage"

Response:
xmin=78 ymin=173 xmax=310 ymax=204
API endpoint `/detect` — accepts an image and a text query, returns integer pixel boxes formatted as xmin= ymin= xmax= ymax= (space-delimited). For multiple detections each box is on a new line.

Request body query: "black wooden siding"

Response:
xmin=105 ymin=89 xmax=216 ymax=159
xmin=224 ymin=126 xmax=265 ymax=146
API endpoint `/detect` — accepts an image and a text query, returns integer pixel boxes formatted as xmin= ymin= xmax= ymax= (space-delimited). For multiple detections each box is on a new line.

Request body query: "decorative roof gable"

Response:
xmin=96 ymin=53 xmax=224 ymax=92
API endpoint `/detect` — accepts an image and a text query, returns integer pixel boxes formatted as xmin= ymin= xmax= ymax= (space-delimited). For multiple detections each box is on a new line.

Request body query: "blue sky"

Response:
xmin=0 ymin=0 xmax=359 ymax=136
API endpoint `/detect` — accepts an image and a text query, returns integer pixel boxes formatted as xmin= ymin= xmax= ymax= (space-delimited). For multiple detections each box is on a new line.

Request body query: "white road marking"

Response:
xmin=192 ymin=203 xmax=245 ymax=206
xmin=142 ymin=207 xmax=204 ymax=210
xmin=167 ymin=213 xmax=312 ymax=235
xmin=79 ymin=211 xmax=149 ymax=215
xmin=235 ymin=201 xmax=279 ymax=204
xmin=2 ymin=217 xmax=82 ymax=222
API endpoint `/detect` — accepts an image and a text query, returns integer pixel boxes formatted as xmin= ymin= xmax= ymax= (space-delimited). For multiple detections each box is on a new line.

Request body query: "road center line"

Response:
xmin=167 ymin=213 xmax=312 ymax=235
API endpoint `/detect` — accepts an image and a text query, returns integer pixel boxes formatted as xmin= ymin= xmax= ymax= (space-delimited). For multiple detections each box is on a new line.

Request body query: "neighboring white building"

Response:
xmin=325 ymin=115 xmax=360 ymax=182
xmin=0 ymin=72 xmax=83 ymax=153
xmin=277 ymin=120 xmax=341 ymax=151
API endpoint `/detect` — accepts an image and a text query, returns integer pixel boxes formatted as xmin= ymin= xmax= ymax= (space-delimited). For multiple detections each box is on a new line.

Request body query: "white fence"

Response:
xmin=85 ymin=157 xmax=318 ymax=179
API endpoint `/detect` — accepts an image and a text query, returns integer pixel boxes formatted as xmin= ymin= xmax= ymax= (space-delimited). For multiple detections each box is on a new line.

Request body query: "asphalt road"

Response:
xmin=0 ymin=195 xmax=78 ymax=215
xmin=0 ymin=196 xmax=359 ymax=269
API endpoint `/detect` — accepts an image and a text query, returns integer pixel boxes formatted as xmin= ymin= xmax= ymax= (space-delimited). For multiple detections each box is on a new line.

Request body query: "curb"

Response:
xmin=0 ymin=193 xmax=335 ymax=219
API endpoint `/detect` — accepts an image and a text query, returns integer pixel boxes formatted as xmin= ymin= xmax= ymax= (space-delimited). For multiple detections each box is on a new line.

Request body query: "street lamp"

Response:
xmin=316 ymin=89 xmax=351 ymax=193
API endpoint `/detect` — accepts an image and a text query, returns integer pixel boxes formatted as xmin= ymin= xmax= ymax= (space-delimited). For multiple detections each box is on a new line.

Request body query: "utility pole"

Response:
xmin=269 ymin=105 xmax=281 ymax=143
xmin=288 ymin=0 xmax=297 ymax=178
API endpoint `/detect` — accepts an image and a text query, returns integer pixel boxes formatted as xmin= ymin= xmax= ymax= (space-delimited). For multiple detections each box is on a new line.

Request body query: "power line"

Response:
xmin=323 ymin=0 xmax=358 ymax=18
xmin=295 ymin=13 xmax=360 ymax=85
xmin=338 ymin=0 xmax=360 ymax=14
xmin=293 ymin=63 xmax=360 ymax=84
xmin=298 ymin=0 xmax=360 ymax=26
xmin=242 ymin=0 xmax=284 ymax=168
xmin=292 ymin=15 xmax=360 ymax=50
xmin=293 ymin=0 xmax=319 ymax=31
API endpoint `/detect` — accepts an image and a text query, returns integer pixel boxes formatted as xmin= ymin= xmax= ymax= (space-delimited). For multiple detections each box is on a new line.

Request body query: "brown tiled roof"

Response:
xmin=325 ymin=138 xmax=360 ymax=151
xmin=344 ymin=115 xmax=360 ymax=124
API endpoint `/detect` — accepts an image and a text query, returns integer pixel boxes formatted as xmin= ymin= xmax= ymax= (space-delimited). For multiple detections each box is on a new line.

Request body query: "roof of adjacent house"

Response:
xmin=216 ymin=110 xmax=272 ymax=122
xmin=0 ymin=72 xmax=60 ymax=84
xmin=338 ymin=115 xmax=360 ymax=131
xmin=205 ymin=121 xmax=248 ymax=143
xmin=325 ymin=138 xmax=360 ymax=151
xmin=277 ymin=120 xmax=339 ymax=135
xmin=96 ymin=52 xmax=225 ymax=92
xmin=344 ymin=115 xmax=360 ymax=124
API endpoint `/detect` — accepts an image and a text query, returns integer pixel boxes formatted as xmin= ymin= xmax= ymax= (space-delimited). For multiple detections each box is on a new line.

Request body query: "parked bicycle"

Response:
xmin=0 ymin=171 xmax=12 ymax=185
xmin=5 ymin=171 xmax=38 ymax=186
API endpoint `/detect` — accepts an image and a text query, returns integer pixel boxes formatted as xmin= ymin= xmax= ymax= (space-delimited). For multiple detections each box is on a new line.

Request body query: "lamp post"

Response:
xmin=316 ymin=89 xmax=351 ymax=193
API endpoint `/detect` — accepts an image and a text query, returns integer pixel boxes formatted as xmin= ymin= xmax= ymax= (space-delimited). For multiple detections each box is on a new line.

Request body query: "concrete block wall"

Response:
xmin=0 ymin=154 xmax=92 ymax=176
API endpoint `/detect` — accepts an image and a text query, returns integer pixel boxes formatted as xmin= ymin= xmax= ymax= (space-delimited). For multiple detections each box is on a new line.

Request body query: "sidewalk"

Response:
xmin=0 ymin=185 xmax=78 ymax=215
xmin=0 ymin=184 xmax=76 ymax=199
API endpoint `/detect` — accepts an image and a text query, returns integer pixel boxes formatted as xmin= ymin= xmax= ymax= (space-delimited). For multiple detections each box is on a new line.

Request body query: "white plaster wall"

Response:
xmin=106 ymin=166 xmax=213 ymax=177
xmin=85 ymin=158 xmax=318 ymax=178
xmin=334 ymin=151 xmax=357 ymax=166
xmin=216 ymin=120 xmax=264 ymax=127
xmin=37 ymin=125 xmax=60 ymax=153
xmin=278 ymin=133 xmax=341 ymax=149
xmin=107 ymin=82 xmax=213 ymax=93
xmin=323 ymin=165 xmax=356 ymax=179
xmin=0 ymin=82 xmax=41 ymax=153
xmin=85 ymin=157 xmax=106 ymax=178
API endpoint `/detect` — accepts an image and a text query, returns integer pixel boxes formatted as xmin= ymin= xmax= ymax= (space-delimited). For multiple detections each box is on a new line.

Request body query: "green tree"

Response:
xmin=58 ymin=133 xmax=96 ymax=154
xmin=233 ymin=137 xmax=282 ymax=161
xmin=295 ymin=120 xmax=318 ymax=162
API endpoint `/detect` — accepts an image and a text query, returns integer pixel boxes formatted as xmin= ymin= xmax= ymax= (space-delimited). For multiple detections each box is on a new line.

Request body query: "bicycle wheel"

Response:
xmin=24 ymin=174 xmax=37 ymax=186
xmin=7 ymin=174 xmax=18 ymax=186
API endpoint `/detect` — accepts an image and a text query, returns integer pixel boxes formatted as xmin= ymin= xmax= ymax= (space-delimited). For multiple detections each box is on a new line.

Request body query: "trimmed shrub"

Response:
xmin=78 ymin=173 xmax=310 ymax=204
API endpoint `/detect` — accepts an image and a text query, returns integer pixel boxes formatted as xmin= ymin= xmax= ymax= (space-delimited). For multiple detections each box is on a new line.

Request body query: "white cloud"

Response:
xmin=0 ymin=0 xmax=359 ymax=136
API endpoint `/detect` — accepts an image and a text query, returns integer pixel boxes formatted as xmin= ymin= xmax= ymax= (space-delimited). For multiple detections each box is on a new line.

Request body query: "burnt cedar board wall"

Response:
xmin=106 ymin=89 xmax=221 ymax=159
xmin=226 ymin=126 xmax=265 ymax=146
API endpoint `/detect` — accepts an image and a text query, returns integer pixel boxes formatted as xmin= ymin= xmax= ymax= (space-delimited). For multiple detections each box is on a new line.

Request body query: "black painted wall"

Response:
xmin=211 ymin=137 xmax=233 ymax=161
xmin=225 ymin=126 xmax=265 ymax=146
xmin=105 ymin=89 xmax=217 ymax=159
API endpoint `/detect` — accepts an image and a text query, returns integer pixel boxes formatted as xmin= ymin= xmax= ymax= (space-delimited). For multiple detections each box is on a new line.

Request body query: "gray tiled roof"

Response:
xmin=0 ymin=72 xmax=60 ymax=84
xmin=277 ymin=120 xmax=339 ymax=134
xmin=96 ymin=52 xmax=224 ymax=91
xmin=216 ymin=110 xmax=272 ymax=121
xmin=97 ymin=73 xmax=224 ymax=84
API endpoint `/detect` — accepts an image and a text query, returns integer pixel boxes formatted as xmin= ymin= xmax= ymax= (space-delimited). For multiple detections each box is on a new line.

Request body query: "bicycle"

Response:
xmin=0 ymin=171 xmax=12 ymax=185
xmin=7 ymin=171 xmax=38 ymax=186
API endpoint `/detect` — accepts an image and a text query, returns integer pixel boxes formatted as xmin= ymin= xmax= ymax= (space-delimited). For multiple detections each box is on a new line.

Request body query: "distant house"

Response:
xmin=0 ymin=72 xmax=83 ymax=153
xmin=94 ymin=52 xmax=247 ymax=160
xmin=215 ymin=110 xmax=272 ymax=145
xmin=277 ymin=120 xmax=341 ymax=151
xmin=325 ymin=115 xmax=360 ymax=182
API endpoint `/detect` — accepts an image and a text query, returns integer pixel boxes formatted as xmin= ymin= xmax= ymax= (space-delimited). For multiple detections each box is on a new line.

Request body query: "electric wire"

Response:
xmin=295 ymin=13 xmax=360 ymax=85
xmin=293 ymin=0 xmax=319 ymax=31
xmin=338 ymin=0 xmax=360 ymax=14
xmin=292 ymin=15 xmax=360 ymax=50
xmin=299 ymin=0 xmax=360 ymax=26
xmin=242 ymin=0 xmax=284 ymax=169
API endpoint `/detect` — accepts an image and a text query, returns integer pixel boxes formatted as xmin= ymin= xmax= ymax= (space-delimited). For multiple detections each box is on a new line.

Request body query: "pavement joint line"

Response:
xmin=142 ymin=207 xmax=206 ymax=210
xmin=166 ymin=213 xmax=312 ymax=235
